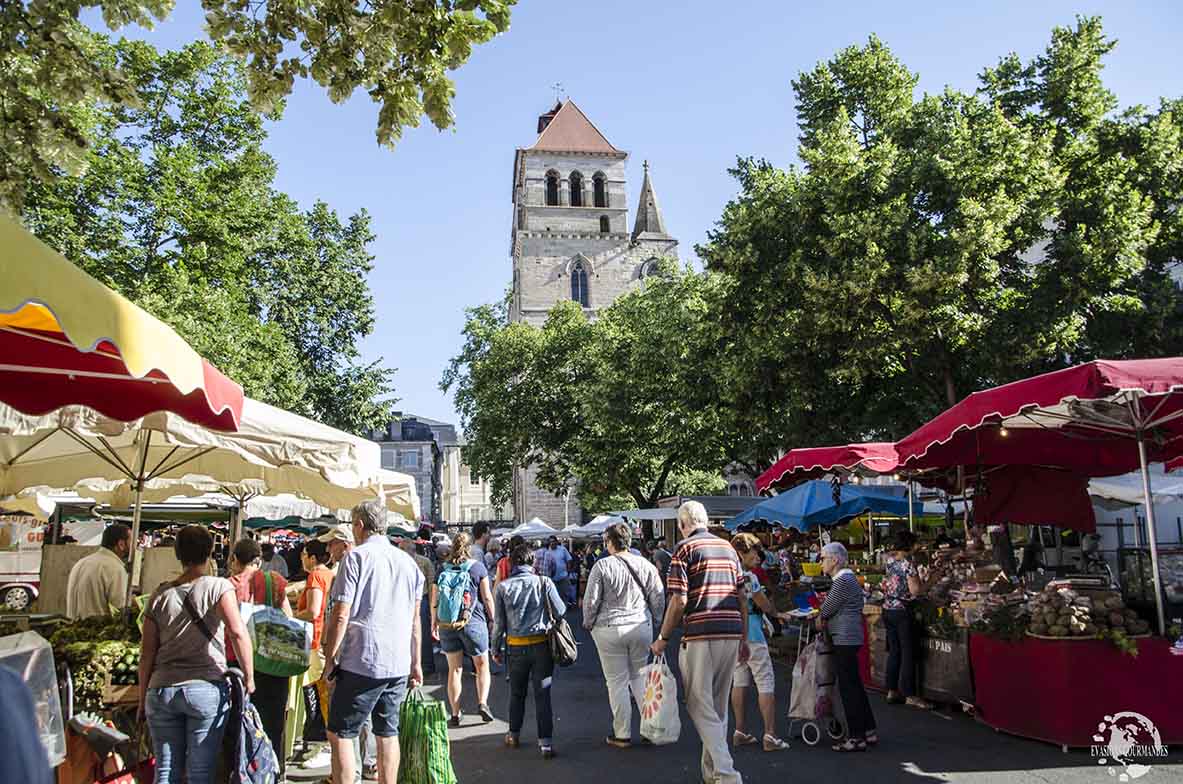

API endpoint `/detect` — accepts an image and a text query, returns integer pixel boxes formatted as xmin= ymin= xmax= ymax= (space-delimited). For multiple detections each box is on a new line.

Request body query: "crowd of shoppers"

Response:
xmin=125 ymin=501 xmax=921 ymax=783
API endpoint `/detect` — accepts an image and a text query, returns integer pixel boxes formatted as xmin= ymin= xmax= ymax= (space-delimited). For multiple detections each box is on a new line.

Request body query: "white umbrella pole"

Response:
xmin=124 ymin=431 xmax=151 ymax=611
xmin=1136 ymin=436 xmax=1167 ymax=636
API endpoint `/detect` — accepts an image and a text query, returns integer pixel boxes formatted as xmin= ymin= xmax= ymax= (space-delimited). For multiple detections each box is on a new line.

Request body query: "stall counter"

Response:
xmin=969 ymin=634 xmax=1183 ymax=749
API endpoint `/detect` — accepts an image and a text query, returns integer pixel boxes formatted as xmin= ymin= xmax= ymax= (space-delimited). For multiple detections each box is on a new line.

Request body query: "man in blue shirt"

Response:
xmin=323 ymin=501 xmax=424 ymax=784
xmin=546 ymin=536 xmax=575 ymax=606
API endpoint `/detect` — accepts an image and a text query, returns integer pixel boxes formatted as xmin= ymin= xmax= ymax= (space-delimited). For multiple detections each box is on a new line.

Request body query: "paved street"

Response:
xmin=433 ymin=615 xmax=1181 ymax=784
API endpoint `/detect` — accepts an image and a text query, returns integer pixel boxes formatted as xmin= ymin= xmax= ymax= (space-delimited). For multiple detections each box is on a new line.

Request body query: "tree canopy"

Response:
xmin=700 ymin=16 xmax=1181 ymax=463
xmin=21 ymin=40 xmax=393 ymax=434
xmin=1 ymin=0 xmax=514 ymax=209
xmin=442 ymin=263 xmax=729 ymax=511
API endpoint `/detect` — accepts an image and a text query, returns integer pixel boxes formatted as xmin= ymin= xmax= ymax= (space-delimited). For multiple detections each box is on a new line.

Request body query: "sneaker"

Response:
xmin=478 ymin=704 xmax=494 ymax=723
xmin=885 ymin=690 xmax=905 ymax=705
xmin=606 ymin=735 xmax=631 ymax=749
xmin=296 ymin=747 xmax=332 ymax=770
xmin=540 ymin=743 xmax=555 ymax=759
xmin=362 ymin=763 xmax=378 ymax=781
xmin=448 ymin=714 xmax=461 ymax=728
xmin=505 ymin=734 xmax=520 ymax=748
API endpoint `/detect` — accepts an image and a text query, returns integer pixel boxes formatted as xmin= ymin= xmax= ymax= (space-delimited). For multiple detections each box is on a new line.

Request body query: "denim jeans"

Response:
xmin=883 ymin=607 xmax=917 ymax=696
xmin=507 ymin=642 xmax=554 ymax=744
xmin=145 ymin=679 xmax=230 ymax=784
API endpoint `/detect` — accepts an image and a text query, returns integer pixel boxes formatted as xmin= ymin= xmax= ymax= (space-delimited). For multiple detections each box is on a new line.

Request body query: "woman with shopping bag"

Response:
xmin=582 ymin=522 xmax=665 ymax=749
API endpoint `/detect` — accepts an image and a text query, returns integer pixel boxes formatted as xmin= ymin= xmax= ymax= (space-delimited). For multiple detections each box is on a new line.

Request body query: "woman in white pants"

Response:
xmin=582 ymin=522 xmax=666 ymax=748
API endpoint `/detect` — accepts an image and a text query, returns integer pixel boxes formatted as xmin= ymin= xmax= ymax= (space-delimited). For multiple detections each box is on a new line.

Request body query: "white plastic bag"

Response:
xmin=639 ymin=654 xmax=680 ymax=745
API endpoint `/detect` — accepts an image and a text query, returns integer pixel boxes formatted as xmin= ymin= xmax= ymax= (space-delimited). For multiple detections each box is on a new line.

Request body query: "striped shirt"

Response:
xmin=667 ymin=529 xmax=744 ymax=641
xmin=818 ymin=568 xmax=865 ymax=646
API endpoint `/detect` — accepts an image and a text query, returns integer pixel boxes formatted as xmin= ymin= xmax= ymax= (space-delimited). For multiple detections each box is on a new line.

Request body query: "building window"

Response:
xmin=739 ymin=483 xmax=752 ymax=497
xmin=470 ymin=472 xmax=480 ymax=486
xmin=599 ymin=216 xmax=610 ymax=233
xmin=593 ymin=173 xmax=607 ymax=207
xmin=545 ymin=170 xmax=559 ymax=206
xmin=729 ymin=484 xmax=739 ymax=496
xmin=400 ymin=449 xmax=419 ymax=469
xmin=569 ymin=172 xmax=584 ymax=207
xmin=640 ymin=257 xmax=661 ymax=278
xmin=381 ymin=449 xmax=396 ymax=470
xmin=571 ymin=261 xmax=590 ymax=308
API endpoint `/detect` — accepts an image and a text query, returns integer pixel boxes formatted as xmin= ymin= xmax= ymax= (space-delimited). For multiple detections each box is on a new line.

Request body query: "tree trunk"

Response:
xmin=943 ymin=364 xmax=958 ymax=407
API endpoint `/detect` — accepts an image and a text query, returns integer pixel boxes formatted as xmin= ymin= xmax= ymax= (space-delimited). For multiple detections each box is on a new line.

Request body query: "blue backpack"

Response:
xmin=436 ymin=560 xmax=476 ymax=631
xmin=225 ymin=671 xmax=280 ymax=784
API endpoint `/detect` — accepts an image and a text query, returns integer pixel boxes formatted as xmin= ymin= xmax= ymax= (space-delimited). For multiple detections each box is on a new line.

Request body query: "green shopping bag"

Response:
xmin=398 ymin=688 xmax=457 ymax=784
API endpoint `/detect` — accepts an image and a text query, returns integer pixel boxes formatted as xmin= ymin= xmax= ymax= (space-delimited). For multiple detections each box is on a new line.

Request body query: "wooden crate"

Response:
xmin=102 ymin=672 xmax=140 ymax=708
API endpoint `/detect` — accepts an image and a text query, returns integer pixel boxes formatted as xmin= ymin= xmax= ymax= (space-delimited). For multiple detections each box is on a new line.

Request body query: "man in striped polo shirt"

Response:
xmin=652 ymin=501 xmax=749 ymax=784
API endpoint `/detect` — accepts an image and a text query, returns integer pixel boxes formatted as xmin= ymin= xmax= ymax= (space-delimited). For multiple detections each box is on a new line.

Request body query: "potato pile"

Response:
xmin=1026 ymin=585 xmax=1150 ymax=637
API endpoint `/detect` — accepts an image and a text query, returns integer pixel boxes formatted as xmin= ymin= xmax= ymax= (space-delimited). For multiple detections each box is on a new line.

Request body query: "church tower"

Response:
xmin=509 ymin=100 xmax=678 ymax=524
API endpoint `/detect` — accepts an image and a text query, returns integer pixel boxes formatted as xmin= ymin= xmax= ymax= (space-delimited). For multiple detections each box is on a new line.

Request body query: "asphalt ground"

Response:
xmin=291 ymin=611 xmax=1183 ymax=784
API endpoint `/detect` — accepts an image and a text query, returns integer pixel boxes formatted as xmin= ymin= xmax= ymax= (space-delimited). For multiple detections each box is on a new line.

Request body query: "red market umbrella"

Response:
xmin=0 ymin=323 xmax=243 ymax=431
xmin=755 ymin=442 xmax=900 ymax=494
xmin=896 ymin=358 xmax=1183 ymax=633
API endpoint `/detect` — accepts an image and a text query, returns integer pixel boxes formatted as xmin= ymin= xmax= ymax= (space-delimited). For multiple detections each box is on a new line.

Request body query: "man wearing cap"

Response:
xmin=318 ymin=523 xmax=356 ymax=570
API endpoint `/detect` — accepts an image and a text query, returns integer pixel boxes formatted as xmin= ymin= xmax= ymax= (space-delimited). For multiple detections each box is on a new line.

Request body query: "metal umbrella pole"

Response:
xmin=124 ymin=430 xmax=152 ymax=610
xmin=907 ymin=480 xmax=915 ymax=533
xmin=1136 ymin=434 xmax=1168 ymax=636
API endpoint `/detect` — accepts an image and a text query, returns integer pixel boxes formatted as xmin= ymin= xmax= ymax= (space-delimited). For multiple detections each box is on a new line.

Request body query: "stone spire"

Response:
xmin=632 ymin=160 xmax=671 ymax=241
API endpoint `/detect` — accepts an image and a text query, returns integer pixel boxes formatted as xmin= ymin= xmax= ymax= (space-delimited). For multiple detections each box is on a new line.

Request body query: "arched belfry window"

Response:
xmin=569 ymin=172 xmax=584 ymax=207
xmin=599 ymin=216 xmax=610 ymax=233
xmin=640 ymin=257 xmax=661 ymax=278
xmin=545 ymin=170 xmax=559 ymax=206
xmin=571 ymin=261 xmax=590 ymax=308
xmin=593 ymin=172 xmax=607 ymax=207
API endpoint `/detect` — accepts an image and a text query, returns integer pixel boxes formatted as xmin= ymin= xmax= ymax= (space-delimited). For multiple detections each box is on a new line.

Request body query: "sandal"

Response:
xmin=832 ymin=739 xmax=867 ymax=752
xmin=504 ymin=734 xmax=520 ymax=748
xmin=733 ymin=730 xmax=758 ymax=747
xmin=763 ymin=734 xmax=790 ymax=751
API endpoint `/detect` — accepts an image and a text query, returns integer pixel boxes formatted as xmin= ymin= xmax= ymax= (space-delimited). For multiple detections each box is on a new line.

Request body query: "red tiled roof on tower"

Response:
xmin=529 ymin=100 xmax=621 ymax=154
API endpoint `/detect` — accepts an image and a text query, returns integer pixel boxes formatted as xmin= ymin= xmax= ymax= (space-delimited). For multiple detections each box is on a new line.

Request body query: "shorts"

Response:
xmin=326 ymin=669 xmax=408 ymax=739
xmin=440 ymin=620 xmax=490 ymax=657
xmin=733 ymin=641 xmax=776 ymax=694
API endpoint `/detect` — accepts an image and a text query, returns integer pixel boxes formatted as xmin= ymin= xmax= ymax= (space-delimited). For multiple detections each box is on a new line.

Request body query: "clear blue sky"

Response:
xmin=98 ymin=1 xmax=1182 ymax=427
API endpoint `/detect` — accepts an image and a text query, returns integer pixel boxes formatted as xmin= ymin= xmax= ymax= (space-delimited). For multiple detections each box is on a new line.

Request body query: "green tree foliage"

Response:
xmin=442 ymin=264 xmax=730 ymax=511
xmin=700 ymin=17 xmax=1179 ymax=463
xmin=1 ymin=0 xmax=514 ymax=209
xmin=21 ymin=40 xmax=393 ymax=433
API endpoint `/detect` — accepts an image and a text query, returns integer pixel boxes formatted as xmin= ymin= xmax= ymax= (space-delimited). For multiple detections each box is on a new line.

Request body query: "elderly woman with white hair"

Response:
xmin=817 ymin=541 xmax=877 ymax=752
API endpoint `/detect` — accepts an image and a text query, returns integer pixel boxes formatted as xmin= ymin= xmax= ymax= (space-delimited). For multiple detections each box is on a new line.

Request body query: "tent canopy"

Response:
xmin=0 ymin=399 xmax=383 ymax=510
xmin=612 ymin=508 xmax=678 ymax=521
xmin=756 ymin=442 xmax=900 ymax=494
xmin=0 ymin=214 xmax=243 ymax=430
xmin=726 ymin=480 xmax=918 ymax=531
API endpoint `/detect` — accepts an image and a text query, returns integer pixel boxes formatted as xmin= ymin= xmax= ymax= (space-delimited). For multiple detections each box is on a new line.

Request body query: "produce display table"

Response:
xmin=969 ymin=634 xmax=1183 ymax=748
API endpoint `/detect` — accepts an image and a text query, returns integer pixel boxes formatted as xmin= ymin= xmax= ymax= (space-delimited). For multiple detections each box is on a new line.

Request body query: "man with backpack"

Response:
xmin=322 ymin=502 xmax=424 ymax=784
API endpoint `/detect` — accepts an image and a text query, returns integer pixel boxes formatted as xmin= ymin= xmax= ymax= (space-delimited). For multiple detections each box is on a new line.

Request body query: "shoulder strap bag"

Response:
xmin=614 ymin=554 xmax=655 ymax=619
xmin=178 ymin=581 xmax=222 ymax=650
xmin=538 ymin=575 xmax=578 ymax=667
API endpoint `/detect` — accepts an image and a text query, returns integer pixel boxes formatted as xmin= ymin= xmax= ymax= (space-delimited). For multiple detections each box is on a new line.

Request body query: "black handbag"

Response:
xmin=539 ymin=576 xmax=578 ymax=667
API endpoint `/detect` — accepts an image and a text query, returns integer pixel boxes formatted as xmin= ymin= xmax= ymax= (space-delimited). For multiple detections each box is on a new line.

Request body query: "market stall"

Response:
xmin=890 ymin=359 xmax=1183 ymax=746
